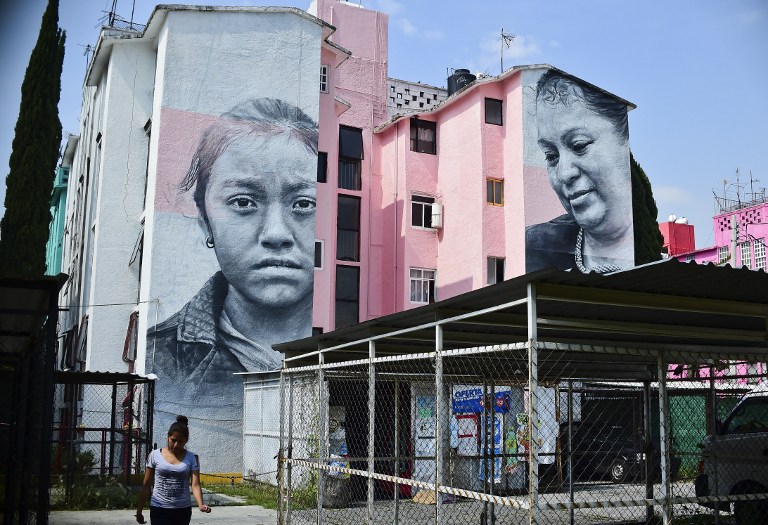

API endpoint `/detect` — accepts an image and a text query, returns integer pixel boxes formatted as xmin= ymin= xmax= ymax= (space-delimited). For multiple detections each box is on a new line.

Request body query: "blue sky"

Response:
xmin=2 ymin=0 xmax=766 ymax=247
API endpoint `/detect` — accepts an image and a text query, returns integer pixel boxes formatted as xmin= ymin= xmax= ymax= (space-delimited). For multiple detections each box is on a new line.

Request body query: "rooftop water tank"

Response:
xmin=447 ymin=69 xmax=476 ymax=96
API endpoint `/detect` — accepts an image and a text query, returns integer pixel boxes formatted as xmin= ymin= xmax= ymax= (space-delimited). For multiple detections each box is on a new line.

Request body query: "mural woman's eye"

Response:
xmin=293 ymin=198 xmax=316 ymax=213
xmin=228 ymin=195 xmax=256 ymax=209
xmin=544 ymin=151 xmax=559 ymax=167
xmin=571 ymin=139 xmax=592 ymax=155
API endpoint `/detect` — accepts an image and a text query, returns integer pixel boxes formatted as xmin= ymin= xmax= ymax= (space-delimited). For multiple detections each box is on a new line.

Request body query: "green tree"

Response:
xmin=0 ymin=0 xmax=66 ymax=278
xmin=631 ymin=152 xmax=664 ymax=265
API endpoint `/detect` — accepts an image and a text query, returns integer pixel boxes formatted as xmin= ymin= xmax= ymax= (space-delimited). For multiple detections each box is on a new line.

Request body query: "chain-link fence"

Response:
xmin=277 ymin=345 xmax=767 ymax=525
xmin=49 ymin=372 xmax=154 ymax=509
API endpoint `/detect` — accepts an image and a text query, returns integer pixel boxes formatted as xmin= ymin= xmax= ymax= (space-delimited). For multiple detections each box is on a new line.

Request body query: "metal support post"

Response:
xmin=657 ymin=353 xmax=672 ymax=525
xmin=127 ymin=380 xmax=136 ymax=486
xmin=710 ymin=364 xmax=720 ymax=525
xmin=109 ymin=383 xmax=117 ymax=475
xmin=435 ymin=323 xmax=444 ymax=524
xmin=394 ymin=378 xmax=400 ymax=525
xmin=317 ymin=352 xmax=326 ymax=525
xmin=527 ymin=283 xmax=539 ymax=525
xmin=643 ymin=381 xmax=653 ymax=524
xmin=368 ymin=341 xmax=376 ymax=524
xmin=278 ymin=370 xmax=286 ymax=525
xmin=287 ymin=374 xmax=295 ymax=525
xmin=567 ymin=381 xmax=574 ymax=525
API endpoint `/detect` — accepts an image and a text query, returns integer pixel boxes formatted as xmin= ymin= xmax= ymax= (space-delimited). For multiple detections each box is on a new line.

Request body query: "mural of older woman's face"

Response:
xmin=203 ymin=132 xmax=316 ymax=308
xmin=536 ymin=98 xmax=632 ymax=240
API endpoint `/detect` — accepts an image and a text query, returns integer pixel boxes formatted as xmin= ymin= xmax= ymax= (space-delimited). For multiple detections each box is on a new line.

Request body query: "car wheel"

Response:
xmin=609 ymin=458 xmax=628 ymax=484
xmin=734 ymin=495 xmax=768 ymax=525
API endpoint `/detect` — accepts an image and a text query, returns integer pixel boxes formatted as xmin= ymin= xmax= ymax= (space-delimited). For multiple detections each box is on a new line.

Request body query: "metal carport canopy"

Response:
xmin=275 ymin=260 xmax=768 ymax=382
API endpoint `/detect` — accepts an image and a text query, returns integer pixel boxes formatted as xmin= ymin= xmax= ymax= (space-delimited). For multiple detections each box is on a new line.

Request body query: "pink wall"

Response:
xmin=312 ymin=0 xmax=389 ymax=330
xmin=673 ymin=202 xmax=768 ymax=268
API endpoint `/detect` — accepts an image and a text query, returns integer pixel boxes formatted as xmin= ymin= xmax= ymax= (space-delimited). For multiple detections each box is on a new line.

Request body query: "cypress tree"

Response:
xmin=631 ymin=152 xmax=664 ymax=265
xmin=0 ymin=0 xmax=66 ymax=278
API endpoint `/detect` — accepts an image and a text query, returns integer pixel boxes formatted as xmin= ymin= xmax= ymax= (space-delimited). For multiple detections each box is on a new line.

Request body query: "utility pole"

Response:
xmin=730 ymin=215 xmax=738 ymax=267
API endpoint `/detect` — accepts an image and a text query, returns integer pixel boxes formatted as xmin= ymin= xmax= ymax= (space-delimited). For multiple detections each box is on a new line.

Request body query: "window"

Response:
xmin=390 ymin=85 xmax=395 ymax=93
xmin=740 ymin=241 xmax=752 ymax=269
xmin=410 ymin=268 xmax=436 ymax=303
xmin=411 ymin=195 xmax=435 ymax=228
xmin=317 ymin=152 xmax=327 ymax=183
xmin=410 ymin=119 xmax=436 ymax=154
xmin=486 ymin=178 xmax=504 ymax=206
xmin=487 ymin=257 xmax=505 ymax=285
xmin=338 ymin=126 xmax=363 ymax=190
xmin=755 ymin=239 xmax=766 ymax=270
xmin=485 ymin=98 xmax=503 ymax=126
xmin=724 ymin=398 xmax=768 ymax=434
xmin=320 ymin=64 xmax=329 ymax=93
xmin=397 ymin=93 xmax=402 ymax=99
xmin=337 ymin=195 xmax=360 ymax=261
xmin=336 ymin=265 xmax=359 ymax=328
xmin=314 ymin=240 xmax=324 ymax=269
xmin=718 ymin=245 xmax=730 ymax=264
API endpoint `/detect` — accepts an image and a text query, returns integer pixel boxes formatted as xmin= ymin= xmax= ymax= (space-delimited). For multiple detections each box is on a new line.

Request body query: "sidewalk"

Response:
xmin=49 ymin=505 xmax=277 ymax=525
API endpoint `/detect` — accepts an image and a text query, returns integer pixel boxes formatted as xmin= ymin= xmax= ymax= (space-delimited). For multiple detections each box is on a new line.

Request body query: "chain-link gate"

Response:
xmin=49 ymin=371 xmax=155 ymax=509
xmin=273 ymin=266 xmax=768 ymax=525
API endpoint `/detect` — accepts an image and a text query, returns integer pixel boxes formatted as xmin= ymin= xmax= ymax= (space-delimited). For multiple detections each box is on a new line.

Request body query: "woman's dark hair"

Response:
xmin=178 ymin=97 xmax=319 ymax=220
xmin=536 ymin=70 xmax=629 ymax=141
xmin=168 ymin=414 xmax=189 ymax=440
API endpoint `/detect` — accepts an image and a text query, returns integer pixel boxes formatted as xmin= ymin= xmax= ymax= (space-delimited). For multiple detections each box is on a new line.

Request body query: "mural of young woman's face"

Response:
xmin=536 ymin=97 xmax=632 ymax=240
xmin=203 ymin=132 xmax=316 ymax=308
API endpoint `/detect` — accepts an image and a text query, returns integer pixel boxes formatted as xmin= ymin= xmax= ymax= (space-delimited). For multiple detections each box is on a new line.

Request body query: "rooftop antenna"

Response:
xmin=500 ymin=29 xmax=515 ymax=75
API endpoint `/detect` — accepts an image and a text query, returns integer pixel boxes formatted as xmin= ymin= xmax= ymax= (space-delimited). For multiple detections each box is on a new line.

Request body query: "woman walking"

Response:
xmin=136 ymin=415 xmax=211 ymax=524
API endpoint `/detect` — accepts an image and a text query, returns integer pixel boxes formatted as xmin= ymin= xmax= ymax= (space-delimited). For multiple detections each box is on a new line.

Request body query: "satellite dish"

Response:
xmin=675 ymin=217 xmax=688 ymax=224
xmin=668 ymin=214 xmax=677 ymax=222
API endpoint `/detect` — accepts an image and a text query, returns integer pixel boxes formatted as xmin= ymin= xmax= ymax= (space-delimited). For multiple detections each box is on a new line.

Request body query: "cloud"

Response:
xmin=736 ymin=9 xmax=762 ymax=25
xmin=394 ymin=17 xmax=443 ymax=41
xmin=653 ymin=185 xmax=698 ymax=215
xmin=398 ymin=18 xmax=416 ymax=36
xmin=376 ymin=0 xmax=403 ymax=16
xmin=464 ymin=32 xmax=541 ymax=75
xmin=549 ymin=40 xmax=559 ymax=49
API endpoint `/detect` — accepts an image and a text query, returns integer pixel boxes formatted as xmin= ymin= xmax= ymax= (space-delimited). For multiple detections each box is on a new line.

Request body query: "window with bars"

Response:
xmin=486 ymin=178 xmax=504 ymax=206
xmin=320 ymin=64 xmax=329 ymax=93
xmin=337 ymin=195 xmax=360 ymax=262
xmin=755 ymin=239 xmax=766 ymax=270
xmin=409 ymin=268 xmax=436 ymax=304
xmin=410 ymin=119 xmax=436 ymax=154
xmin=411 ymin=195 xmax=435 ymax=228
xmin=740 ymin=241 xmax=752 ymax=269
xmin=487 ymin=257 xmax=505 ymax=285
xmin=338 ymin=126 xmax=363 ymax=190
xmin=335 ymin=265 xmax=359 ymax=329
xmin=718 ymin=245 xmax=730 ymax=264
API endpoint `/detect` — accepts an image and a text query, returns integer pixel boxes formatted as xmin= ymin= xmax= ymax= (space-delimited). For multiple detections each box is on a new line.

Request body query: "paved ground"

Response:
xmin=49 ymin=505 xmax=277 ymax=525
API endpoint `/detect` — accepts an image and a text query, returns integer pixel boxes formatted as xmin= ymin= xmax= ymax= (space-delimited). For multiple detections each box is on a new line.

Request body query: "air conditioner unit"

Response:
xmin=431 ymin=203 xmax=443 ymax=229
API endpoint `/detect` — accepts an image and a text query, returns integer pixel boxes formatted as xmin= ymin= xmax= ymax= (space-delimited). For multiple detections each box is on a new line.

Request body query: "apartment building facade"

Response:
xmin=53 ymin=0 xmax=637 ymax=473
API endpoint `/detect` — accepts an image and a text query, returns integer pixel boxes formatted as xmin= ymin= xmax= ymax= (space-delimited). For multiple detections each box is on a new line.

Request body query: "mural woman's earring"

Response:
xmin=206 ymin=235 xmax=215 ymax=249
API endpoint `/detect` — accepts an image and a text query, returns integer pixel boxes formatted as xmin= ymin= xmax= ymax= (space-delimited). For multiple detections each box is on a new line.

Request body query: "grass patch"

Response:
xmin=203 ymin=479 xmax=318 ymax=510
xmin=204 ymin=481 xmax=278 ymax=508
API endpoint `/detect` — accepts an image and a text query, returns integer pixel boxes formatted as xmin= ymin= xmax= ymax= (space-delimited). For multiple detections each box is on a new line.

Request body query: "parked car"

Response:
xmin=695 ymin=387 xmax=768 ymax=525
xmin=559 ymin=421 xmax=680 ymax=484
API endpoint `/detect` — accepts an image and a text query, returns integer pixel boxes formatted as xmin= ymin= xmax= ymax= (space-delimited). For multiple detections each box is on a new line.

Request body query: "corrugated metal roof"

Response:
xmin=55 ymin=370 xmax=156 ymax=385
xmin=276 ymin=260 xmax=768 ymax=380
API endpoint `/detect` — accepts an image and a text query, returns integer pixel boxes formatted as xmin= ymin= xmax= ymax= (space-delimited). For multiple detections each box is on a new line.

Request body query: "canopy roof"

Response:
xmin=276 ymin=261 xmax=768 ymax=383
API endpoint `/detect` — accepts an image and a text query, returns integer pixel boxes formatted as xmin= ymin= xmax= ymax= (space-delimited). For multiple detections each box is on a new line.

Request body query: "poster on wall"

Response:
xmin=143 ymin=10 xmax=322 ymax=473
xmin=523 ymin=68 xmax=634 ymax=274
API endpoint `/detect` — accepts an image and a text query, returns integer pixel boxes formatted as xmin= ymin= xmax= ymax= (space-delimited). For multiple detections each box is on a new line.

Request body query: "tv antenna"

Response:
xmin=500 ymin=29 xmax=515 ymax=74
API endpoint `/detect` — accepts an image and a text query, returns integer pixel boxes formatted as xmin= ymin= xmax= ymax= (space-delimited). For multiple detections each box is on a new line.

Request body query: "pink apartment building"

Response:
xmin=661 ymin=198 xmax=767 ymax=270
xmin=56 ymin=0 xmax=637 ymax=471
